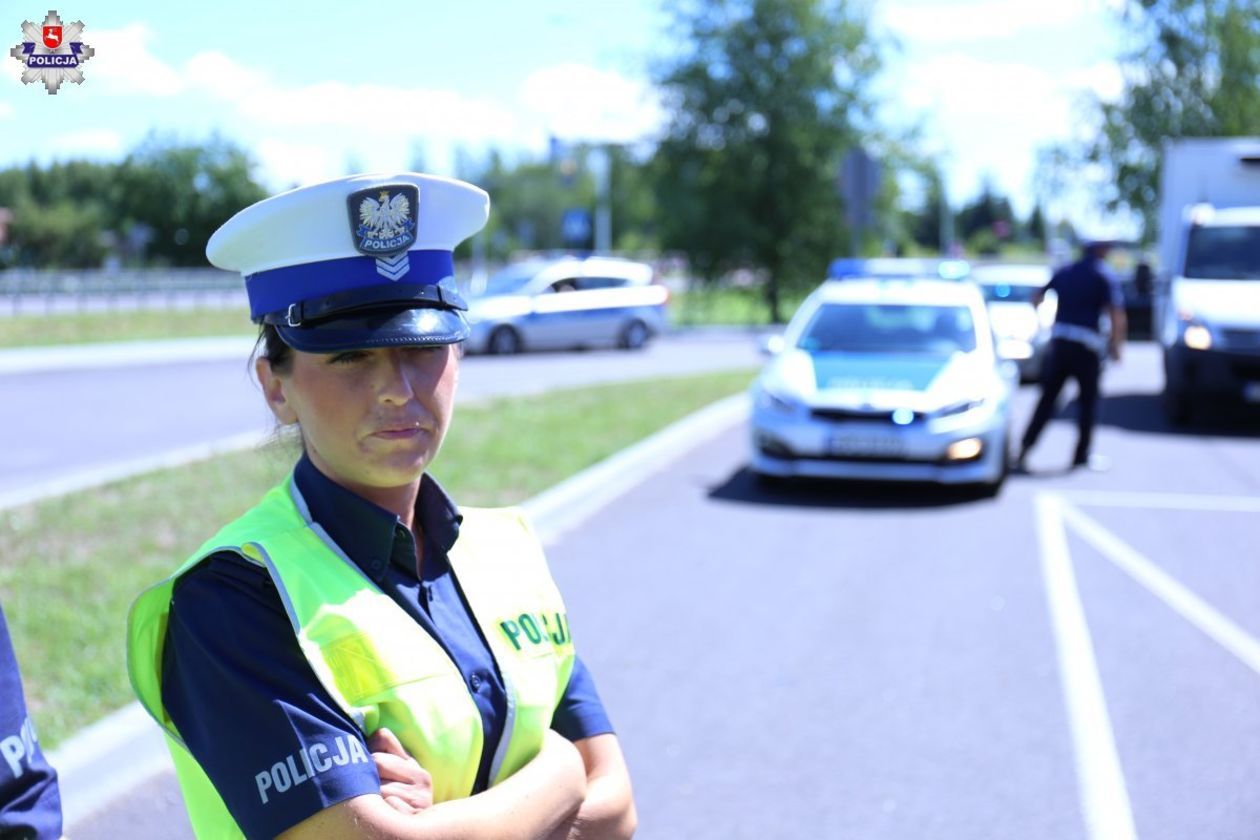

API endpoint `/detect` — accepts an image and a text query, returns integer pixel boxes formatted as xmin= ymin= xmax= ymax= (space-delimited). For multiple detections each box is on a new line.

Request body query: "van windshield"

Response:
xmin=1185 ymin=226 xmax=1260 ymax=280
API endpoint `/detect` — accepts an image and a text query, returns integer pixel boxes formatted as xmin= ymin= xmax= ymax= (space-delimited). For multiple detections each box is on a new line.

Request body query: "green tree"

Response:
xmin=908 ymin=164 xmax=951 ymax=253
xmin=0 ymin=160 xmax=116 ymax=267
xmin=7 ymin=198 xmax=109 ymax=268
xmin=652 ymin=0 xmax=883 ymax=322
xmin=1086 ymin=0 xmax=1260 ymax=239
xmin=111 ymin=135 xmax=268 ymax=266
xmin=956 ymin=178 xmax=1015 ymax=247
xmin=607 ymin=145 xmax=659 ymax=253
xmin=1025 ymin=204 xmax=1047 ymax=248
xmin=470 ymin=150 xmax=597 ymax=259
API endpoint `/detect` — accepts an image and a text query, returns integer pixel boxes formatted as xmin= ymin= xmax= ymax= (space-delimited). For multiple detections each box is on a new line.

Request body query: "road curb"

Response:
xmin=52 ymin=391 xmax=750 ymax=831
xmin=0 ymin=328 xmax=772 ymax=375
xmin=0 ymin=336 xmax=258 ymax=375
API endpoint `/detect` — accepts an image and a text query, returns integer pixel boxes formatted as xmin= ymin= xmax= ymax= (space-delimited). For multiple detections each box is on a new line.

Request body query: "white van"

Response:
xmin=1156 ymin=138 xmax=1260 ymax=424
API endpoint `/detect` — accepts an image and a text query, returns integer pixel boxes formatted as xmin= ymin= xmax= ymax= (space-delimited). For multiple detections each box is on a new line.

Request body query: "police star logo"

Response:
xmin=347 ymin=184 xmax=419 ymax=280
xmin=9 ymin=10 xmax=94 ymax=95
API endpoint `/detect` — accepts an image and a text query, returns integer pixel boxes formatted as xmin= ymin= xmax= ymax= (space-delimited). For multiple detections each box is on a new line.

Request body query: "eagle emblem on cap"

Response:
xmin=347 ymin=184 xmax=419 ymax=259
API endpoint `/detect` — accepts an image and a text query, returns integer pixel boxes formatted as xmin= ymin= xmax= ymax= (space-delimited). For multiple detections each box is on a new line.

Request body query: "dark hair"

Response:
xmin=253 ymin=322 xmax=294 ymax=374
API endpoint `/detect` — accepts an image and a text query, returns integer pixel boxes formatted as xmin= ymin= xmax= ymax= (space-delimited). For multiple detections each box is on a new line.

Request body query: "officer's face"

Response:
xmin=257 ymin=343 xmax=459 ymax=495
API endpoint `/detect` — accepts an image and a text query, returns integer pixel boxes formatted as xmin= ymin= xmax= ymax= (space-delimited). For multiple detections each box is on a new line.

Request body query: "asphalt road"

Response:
xmin=547 ymin=345 xmax=1260 ymax=840
xmin=67 ymin=343 xmax=1260 ymax=838
xmin=0 ymin=331 xmax=765 ymax=504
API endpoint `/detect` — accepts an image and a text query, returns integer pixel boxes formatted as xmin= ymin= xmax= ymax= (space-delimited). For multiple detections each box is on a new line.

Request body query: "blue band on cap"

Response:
xmin=245 ymin=250 xmax=455 ymax=320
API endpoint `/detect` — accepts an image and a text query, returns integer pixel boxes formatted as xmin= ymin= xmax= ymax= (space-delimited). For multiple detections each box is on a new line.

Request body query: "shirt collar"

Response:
xmin=292 ymin=454 xmax=462 ymax=583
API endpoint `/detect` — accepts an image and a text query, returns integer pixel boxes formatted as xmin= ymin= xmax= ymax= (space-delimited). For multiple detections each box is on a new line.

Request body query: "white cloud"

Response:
xmin=252 ymin=139 xmax=343 ymax=190
xmin=87 ymin=23 xmax=185 ymax=96
xmin=13 ymin=20 xmax=668 ymax=171
xmin=46 ymin=129 xmax=124 ymax=156
xmin=0 ymin=102 xmax=13 ymax=120
xmin=518 ymin=63 xmax=666 ymax=144
xmin=184 ymin=51 xmax=269 ymax=99
xmin=1064 ymin=61 xmax=1126 ymax=104
xmin=881 ymin=0 xmax=1092 ymax=45
xmin=890 ymin=51 xmax=1124 ymax=213
xmin=179 ymin=57 xmax=665 ymax=185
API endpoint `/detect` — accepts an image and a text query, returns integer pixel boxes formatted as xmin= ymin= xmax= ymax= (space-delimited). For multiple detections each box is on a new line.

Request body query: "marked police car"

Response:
xmin=464 ymin=256 xmax=669 ymax=354
xmin=970 ymin=263 xmax=1055 ymax=382
xmin=827 ymin=256 xmax=971 ymax=282
xmin=750 ymin=278 xmax=1017 ymax=494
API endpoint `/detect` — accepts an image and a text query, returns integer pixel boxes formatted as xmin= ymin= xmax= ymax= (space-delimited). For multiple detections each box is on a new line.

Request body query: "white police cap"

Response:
xmin=207 ymin=172 xmax=489 ymax=352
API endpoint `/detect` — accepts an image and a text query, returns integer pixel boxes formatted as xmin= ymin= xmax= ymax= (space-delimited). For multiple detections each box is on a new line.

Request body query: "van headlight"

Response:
xmin=1182 ymin=321 xmax=1213 ymax=351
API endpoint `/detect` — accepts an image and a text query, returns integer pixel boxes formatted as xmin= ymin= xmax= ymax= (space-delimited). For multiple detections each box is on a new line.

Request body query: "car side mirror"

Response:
xmin=760 ymin=335 xmax=786 ymax=356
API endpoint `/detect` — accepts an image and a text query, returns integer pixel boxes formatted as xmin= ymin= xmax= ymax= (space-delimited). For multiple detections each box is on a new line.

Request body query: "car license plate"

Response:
xmin=1245 ymin=383 xmax=1260 ymax=403
xmin=829 ymin=435 xmax=904 ymax=457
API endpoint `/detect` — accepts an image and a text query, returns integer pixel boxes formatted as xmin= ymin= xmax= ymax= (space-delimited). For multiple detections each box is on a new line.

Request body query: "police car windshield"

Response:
xmin=979 ymin=283 xmax=1039 ymax=304
xmin=480 ymin=262 xmax=547 ymax=296
xmin=799 ymin=303 xmax=977 ymax=355
xmin=1185 ymin=226 xmax=1260 ymax=280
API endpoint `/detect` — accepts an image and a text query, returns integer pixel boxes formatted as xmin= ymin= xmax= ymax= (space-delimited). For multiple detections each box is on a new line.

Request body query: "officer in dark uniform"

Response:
xmin=0 ymin=602 xmax=62 ymax=839
xmin=1015 ymin=240 xmax=1127 ymax=471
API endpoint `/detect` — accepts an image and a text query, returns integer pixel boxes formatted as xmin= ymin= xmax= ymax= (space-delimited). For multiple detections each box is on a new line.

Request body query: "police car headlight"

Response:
xmin=935 ymin=398 xmax=986 ymax=418
xmin=755 ymin=387 xmax=800 ymax=415
xmin=946 ymin=437 xmax=984 ymax=461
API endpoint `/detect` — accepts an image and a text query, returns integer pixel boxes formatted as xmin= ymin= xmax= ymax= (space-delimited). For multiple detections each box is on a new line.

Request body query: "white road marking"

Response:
xmin=1035 ymin=493 xmax=1138 ymax=840
xmin=1061 ymin=502 xmax=1260 ymax=677
xmin=1065 ymin=490 xmax=1260 ymax=513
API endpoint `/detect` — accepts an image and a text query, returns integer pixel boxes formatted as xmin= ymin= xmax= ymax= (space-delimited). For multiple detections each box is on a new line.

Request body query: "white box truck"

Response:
xmin=1157 ymin=137 xmax=1260 ymax=424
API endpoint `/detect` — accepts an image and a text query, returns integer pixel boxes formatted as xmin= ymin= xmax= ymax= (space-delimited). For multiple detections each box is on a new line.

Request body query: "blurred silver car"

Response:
xmin=465 ymin=256 xmax=669 ymax=354
xmin=749 ymin=277 xmax=1017 ymax=494
xmin=971 ymin=263 xmax=1055 ymax=382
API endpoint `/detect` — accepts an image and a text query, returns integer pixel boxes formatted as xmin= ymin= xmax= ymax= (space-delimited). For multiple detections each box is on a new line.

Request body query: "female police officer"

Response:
xmin=126 ymin=174 xmax=635 ymax=839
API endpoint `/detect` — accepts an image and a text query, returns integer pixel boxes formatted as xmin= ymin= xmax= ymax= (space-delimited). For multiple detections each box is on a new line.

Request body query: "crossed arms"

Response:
xmin=279 ymin=729 xmax=636 ymax=840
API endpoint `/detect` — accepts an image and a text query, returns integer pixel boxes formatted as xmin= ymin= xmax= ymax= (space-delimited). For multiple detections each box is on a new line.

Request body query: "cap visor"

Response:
xmin=276 ymin=306 xmax=470 ymax=353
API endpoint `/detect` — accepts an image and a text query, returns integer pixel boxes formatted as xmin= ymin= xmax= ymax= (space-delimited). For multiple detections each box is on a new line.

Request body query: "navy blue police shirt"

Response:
xmin=0 ymin=602 xmax=62 ymax=839
xmin=1048 ymin=257 xmax=1123 ymax=331
xmin=161 ymin=456 xmax=612 ymax=840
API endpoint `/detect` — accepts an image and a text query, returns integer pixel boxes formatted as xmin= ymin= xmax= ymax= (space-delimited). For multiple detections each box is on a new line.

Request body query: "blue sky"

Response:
xmin=1 ymin=0 xmax=1132 ymax=233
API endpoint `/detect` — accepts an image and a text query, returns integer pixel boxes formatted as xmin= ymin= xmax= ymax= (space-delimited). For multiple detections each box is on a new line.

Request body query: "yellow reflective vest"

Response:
xmin=127 ymin=476 xmax=576 ymax=839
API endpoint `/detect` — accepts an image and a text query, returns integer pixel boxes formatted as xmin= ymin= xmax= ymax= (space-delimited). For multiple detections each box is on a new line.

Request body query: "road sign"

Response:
xmin=562 ymin=208 xmax=592 ymax=246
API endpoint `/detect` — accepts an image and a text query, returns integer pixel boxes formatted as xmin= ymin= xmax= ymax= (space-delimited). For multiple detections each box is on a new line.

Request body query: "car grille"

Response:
xmin=796 ymin=453 xmax=972 ymax=466
xmin=1222 ymin=328 xmax=1260 ymax=352
xmin=1229 ymin=359 xmax=1260 ymax=382
xmin=810 ymin=408 xmax=921 ymax=424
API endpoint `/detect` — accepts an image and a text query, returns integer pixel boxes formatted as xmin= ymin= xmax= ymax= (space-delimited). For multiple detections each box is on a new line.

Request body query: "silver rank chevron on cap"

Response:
xmin=9 ymin=11 xmax=95 ymax=95
xmin=375 ymin=253 xmax=410 ymax=281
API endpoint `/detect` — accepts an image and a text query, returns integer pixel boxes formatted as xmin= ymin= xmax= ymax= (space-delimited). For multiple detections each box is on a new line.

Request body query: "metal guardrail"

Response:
xmin=0 ymin=268 xmax=245 ymax=315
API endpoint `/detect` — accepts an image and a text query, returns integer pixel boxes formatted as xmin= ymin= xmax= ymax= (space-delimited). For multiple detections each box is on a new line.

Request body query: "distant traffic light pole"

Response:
xmin=589 ymin=146 xmax=612 ymax=253
xmin=840 ymin=147 xmax=881 ymax=256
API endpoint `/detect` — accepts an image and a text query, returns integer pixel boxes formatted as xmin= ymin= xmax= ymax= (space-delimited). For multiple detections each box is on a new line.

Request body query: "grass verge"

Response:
xmin=671 ymin=285 xmax=804 ymax=327
xmin=0 ymin=368 xmax=755 ymax=746
xmin=0 ymin=287 xmax=793 ymax=349
xmin=0 ymin=308 xmax=255 ymax=348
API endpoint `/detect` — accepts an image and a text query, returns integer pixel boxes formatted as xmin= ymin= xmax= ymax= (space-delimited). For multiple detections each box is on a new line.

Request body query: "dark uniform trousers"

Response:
xmin=1021 ymin=338 xmax=1101 ymax=464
